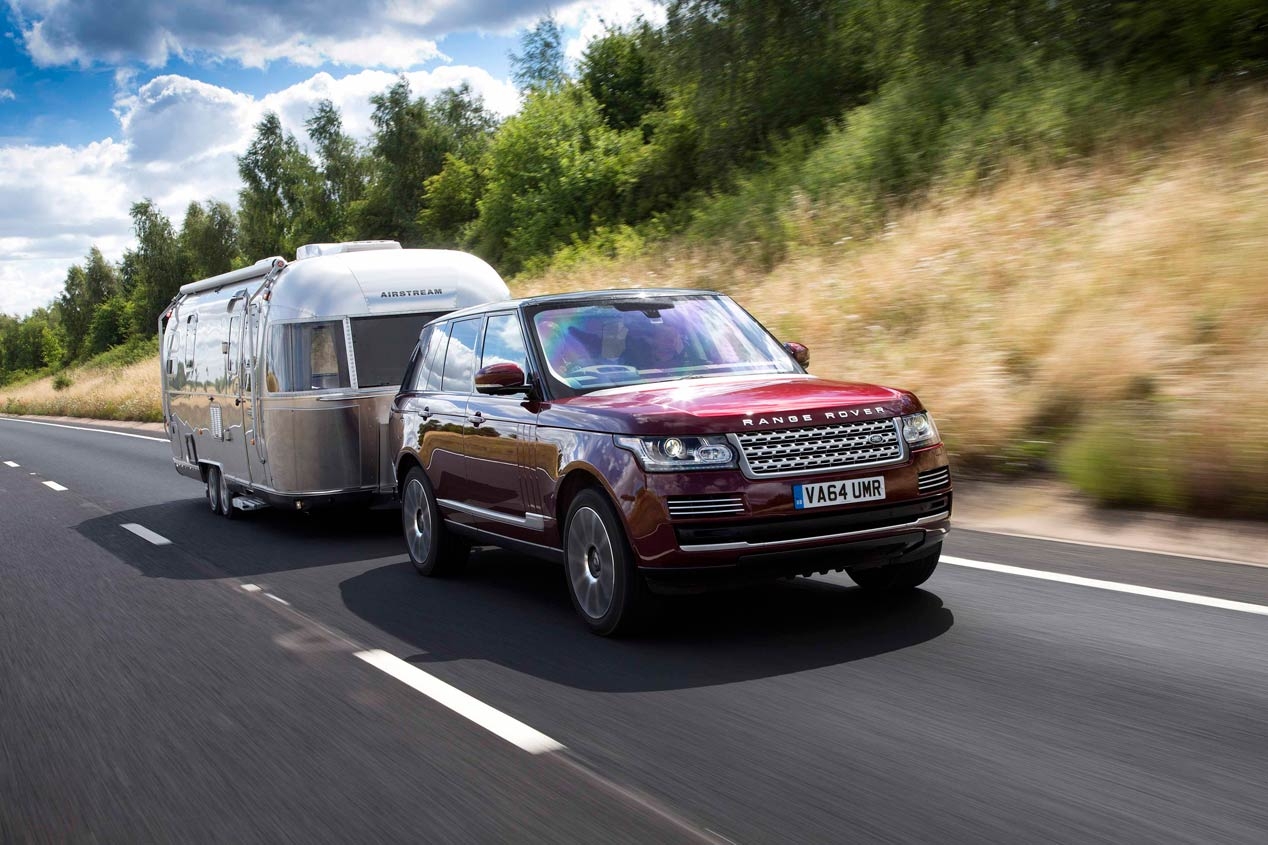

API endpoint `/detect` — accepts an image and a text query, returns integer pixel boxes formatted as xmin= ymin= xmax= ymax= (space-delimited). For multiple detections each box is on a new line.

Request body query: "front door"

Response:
xmin=463 ymin=312 xmax=543 ymax=541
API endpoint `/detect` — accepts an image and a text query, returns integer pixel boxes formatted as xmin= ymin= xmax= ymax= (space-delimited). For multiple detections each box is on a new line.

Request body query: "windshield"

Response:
xmin=530 ymin=294 xmax=800 ymax=395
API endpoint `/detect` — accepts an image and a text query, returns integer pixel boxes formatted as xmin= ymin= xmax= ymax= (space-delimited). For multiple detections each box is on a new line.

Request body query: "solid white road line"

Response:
xmin=356 ymin=649 xmax=565 ymax=755
xmin=43 ymin=481 xmax=68 ymax=491
xmin=3 ymin=460 xmax=18 ymax=467
xmin=120 ymin=523 xmax=172 ymax=546
xmin=0 ymin=416 xmax=168 ymax=443
xmin=943 ymin=555 xmax=1268 ymax=617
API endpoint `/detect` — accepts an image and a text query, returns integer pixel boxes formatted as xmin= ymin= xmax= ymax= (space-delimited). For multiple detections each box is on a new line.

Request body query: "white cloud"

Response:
xmin=0 ymin=89 xmax=15 ymax=101
xmin=0 ymin=65 xmax=520 ymax=316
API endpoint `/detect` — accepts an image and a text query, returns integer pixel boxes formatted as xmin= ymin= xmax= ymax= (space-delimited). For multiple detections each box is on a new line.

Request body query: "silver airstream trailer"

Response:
xmin=160 ymin=241 xmax=510 ymax=515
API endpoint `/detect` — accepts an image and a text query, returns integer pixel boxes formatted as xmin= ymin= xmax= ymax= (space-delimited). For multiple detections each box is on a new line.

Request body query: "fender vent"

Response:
xmin=666 ymin=495 xmax=745 ymax=519
xmin=917 ymin=466 xmax=951 ymax=492
xmin=210 ymin=405 xmax=223 ymax=440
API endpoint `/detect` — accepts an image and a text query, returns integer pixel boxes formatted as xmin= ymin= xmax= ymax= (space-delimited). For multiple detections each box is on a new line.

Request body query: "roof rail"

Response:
xmin=178 ymin=256 xmax=281 ymax=296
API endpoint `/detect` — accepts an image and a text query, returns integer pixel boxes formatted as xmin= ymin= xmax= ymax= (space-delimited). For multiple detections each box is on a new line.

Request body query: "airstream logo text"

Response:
xmin=380 ymin=288 xmax=443 ymax=298
xmin=741 ymin=406 xmax=888 ymax=427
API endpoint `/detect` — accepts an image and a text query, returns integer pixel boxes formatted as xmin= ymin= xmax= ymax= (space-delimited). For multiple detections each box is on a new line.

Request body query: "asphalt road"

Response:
xmin=2 ymin=416 xmax=1266 ymax=844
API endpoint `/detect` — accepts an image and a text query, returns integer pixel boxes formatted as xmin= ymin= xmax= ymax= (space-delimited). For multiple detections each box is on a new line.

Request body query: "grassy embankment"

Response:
xmin=4 ymin=88 xmax=1266 ymax=515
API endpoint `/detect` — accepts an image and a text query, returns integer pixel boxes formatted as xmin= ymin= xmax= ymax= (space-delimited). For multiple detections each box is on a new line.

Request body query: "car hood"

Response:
xmin=541 ymin=374 xmax=922 ymax=435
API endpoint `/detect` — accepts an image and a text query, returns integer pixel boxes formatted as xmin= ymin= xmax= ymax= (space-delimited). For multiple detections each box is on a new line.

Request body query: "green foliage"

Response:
xmin=510 ymin=16 xmax=568 ymax=93
xmin=471 ymin=87 xmax=643 ymax=273
xmin=80 ymin=334 xmax=159 ymax=371
xmin=52 ymin=373 xmax=72 ymax=391
xmin=121 ymin=200 xmax=189 ymax=339
xmin=238 ymin=112 xmax=320 ymax=258
xmin=580 ymin=24 xmax=664 ymax=132
xmin=353 ymin=78 xmax=496 ymax=245
xmin=180 ymin=201 xmax=240 ymax=281
xmin=1058 ymin=405 xmax=1188 ymax=511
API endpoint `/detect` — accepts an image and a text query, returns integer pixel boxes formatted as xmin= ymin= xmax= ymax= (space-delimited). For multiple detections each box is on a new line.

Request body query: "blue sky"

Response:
xmin=0 ymin=0 xmax=661 ymax=316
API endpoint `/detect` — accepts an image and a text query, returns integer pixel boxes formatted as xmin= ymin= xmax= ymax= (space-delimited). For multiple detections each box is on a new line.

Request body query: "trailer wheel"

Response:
xmin=401 ymin=467 xmax=468 ymax=576
xmin=218 ymin=469 xmax=235 ymax=519
xmin=206 ymin=466 xmax=222 ymax=514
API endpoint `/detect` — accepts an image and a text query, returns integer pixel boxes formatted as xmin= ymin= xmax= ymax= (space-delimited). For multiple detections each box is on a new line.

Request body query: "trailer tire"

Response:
xmin=218 ymin=470 xmax=235 ymax=519
xmin=206 ymin=466 xmax=221 ymax=514
xmin=401 ymin=467 xmax=467 ymax=576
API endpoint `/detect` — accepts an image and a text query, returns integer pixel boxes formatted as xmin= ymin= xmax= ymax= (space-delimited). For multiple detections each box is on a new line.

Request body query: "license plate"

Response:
xmin=794 ymin=476 xmax=886 ymax=509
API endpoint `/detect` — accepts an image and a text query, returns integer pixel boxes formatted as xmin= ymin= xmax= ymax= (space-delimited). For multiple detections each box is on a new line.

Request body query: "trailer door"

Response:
xmin=239 ymin=299 xmax=268 ymax=486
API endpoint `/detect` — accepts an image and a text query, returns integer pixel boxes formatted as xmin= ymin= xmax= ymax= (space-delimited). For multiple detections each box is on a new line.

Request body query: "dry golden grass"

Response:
xmin=1 ymin=357 xmax=161 ymax=421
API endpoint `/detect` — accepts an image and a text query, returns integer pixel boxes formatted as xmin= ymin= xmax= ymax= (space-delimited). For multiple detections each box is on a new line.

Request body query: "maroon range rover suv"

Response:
xmin=390 ymin=289 xmax=952 ymax=634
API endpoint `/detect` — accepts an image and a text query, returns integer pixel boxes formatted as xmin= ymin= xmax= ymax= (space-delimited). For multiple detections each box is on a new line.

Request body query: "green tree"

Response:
xmin=353 ymin=77 xmax=453 ymax=244
xmin=180 ymin=200 xmax=240 ymax=281
xmin=122 ymin=200 xmax=189 ymax=338
xmin=238 ymin=112 xmax=319 ymax=258
xmin=56 ymin=247 xmax=119 ymax=361
xmin=305 ymin=100 xmax=368 ymax=242
xmin=510 ymin=15 xmax=568 ymax=93
xmin=471 ymin=87 xmax=642 ymax=271
xmin=580 ymin=24 xmax=665 ymax=132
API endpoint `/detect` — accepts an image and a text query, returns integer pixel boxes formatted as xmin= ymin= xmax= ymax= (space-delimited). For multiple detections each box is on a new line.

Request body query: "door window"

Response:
xmin=480 ymin=313 xmax=529 ymax=374
xmin=440 ymin=318 xmax=481 ymax=394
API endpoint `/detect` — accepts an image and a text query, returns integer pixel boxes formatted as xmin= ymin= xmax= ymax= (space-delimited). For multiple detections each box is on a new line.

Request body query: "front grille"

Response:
xmin=667 ymin=495 xmax=745 ymax=518
xmin=734 ymin=418 xmax=903 ymax=477
xmin=917 ymin=466 xmax=951 ymax=492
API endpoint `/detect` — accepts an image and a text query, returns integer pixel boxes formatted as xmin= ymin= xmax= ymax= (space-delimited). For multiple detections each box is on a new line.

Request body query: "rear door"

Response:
xmin=403 ymin=317 xmax=480 ymax=508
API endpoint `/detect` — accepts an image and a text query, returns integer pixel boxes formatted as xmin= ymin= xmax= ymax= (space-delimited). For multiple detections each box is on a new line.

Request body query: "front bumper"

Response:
xmin=637 ymin=494 xmax=950 ymax=593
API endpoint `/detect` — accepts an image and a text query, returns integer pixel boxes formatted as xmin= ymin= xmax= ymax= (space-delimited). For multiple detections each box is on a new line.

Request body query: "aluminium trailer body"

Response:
xmin=159 ymin=242 xmax=510 ymax=513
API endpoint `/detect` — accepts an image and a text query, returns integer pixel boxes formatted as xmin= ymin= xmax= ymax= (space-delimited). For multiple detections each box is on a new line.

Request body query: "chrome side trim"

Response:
xmin=678 ymin=511 xmax=951 ymax=553
xmin=438 ymin=498 xmax=552 ymax=531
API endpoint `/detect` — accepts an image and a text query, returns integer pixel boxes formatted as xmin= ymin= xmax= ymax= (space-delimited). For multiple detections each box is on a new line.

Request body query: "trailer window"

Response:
xmin=266 ymin=321 xmax=351 ymax=392
xmin=350 ymin=313 xmax=443 ymax=388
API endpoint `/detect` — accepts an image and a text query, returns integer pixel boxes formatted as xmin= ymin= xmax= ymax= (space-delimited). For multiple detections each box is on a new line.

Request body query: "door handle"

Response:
xmin=467 ymin=411 xmax=484 ymax=426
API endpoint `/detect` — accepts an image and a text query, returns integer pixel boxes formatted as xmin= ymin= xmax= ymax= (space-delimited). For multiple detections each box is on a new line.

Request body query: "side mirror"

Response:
xmin=475 ymin=362 xmax=531 ymax=395
xmin=784 ymin=341 xmax=810 ymax=368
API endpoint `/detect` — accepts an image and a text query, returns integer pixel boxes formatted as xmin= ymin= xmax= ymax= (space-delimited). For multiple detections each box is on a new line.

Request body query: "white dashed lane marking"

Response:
xmin=3 ymin=461 xmax=18 ymax=467
xmin=356 ymin=649 xmax=565 ymax=755
xmin=120 ymin=523 xmax=172 ymax=546
xmin=42 ymin=481 xmax=68 ymax=491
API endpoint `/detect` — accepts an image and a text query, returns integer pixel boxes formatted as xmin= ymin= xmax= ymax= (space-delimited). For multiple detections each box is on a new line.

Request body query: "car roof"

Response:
xmin=437 ymin=288 xmax=719 ymax=324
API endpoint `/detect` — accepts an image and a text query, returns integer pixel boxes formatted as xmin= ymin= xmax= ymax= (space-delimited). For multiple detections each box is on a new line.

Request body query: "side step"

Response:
xmin=232 ymin=496 xmax=268 ymax=512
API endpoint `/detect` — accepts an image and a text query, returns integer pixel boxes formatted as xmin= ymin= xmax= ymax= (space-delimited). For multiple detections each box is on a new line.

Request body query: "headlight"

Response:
xmin=615 ymin=435 xmax=737 ymax=471
xmin=900 ymin=412 xmax=940 ymax=449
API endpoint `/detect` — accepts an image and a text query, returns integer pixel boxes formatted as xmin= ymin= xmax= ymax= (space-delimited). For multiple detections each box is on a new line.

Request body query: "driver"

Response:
xmin=625 ymin=319 xmax=686 ymax=370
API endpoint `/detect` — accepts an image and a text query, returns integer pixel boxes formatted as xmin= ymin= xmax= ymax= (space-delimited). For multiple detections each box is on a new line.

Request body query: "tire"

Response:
xmin=564 ymin=489 xmax=647 ymax=636
xmin=206 ymin=466 xmax=221 ymax=514
xmin=848 ymin=547 xmax=940 ymax=592
xmin=218 ymin=469 xmax=235 ymax=519
xmin=401 ymin=467 xmax=468 ymax=576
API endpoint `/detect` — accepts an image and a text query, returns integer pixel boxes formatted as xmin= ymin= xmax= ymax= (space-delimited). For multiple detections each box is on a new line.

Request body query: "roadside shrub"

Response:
xmin=1058 ymin=405 xmax=1188 ymax=511
xmin=52 ymin=373 xmax=72 ymax=391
